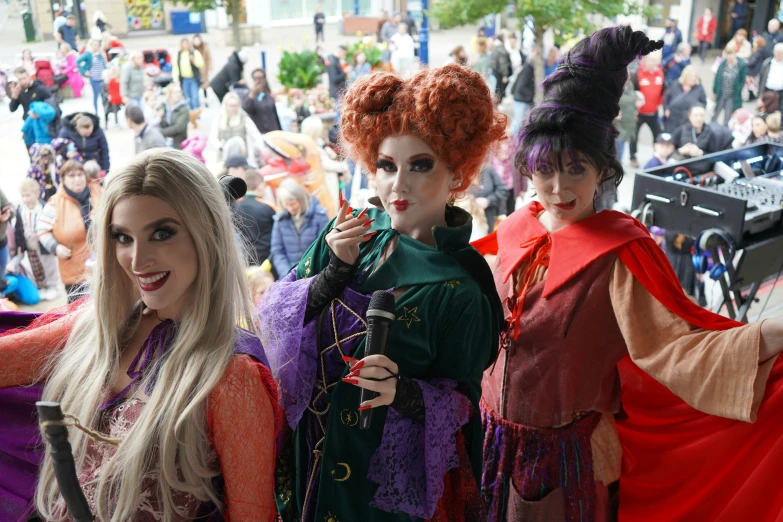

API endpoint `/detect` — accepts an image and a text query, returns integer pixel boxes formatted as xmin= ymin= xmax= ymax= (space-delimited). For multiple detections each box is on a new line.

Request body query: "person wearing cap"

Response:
xmin=210 ymin=49 xmax=249 ymax=103
xmin=473 ymin=25 xmax=783 ymax=521
xmin=645 ymin=132 xmax=676 ymax=169
xmin=223 ymin=154 xmax=251 ymax=178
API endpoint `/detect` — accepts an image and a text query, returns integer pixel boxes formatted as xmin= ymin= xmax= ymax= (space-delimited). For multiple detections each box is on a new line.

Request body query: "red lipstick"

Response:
xmin=136 ymin=271 xmax=171 ymax=292
xmin=392 ymin=200 xmax=409 ymax=211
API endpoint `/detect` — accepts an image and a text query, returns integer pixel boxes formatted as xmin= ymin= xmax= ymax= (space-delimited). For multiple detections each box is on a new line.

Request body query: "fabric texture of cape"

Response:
xmin=473 ymin=202 xmax=783 ymax=521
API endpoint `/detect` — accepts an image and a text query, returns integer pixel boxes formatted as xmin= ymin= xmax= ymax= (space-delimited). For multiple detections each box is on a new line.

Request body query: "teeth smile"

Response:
xmin=139 ymin=272 xmax=169 ymax=284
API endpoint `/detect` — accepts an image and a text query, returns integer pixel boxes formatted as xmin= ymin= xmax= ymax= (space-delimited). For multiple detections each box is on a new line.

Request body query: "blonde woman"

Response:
xmin=208 ymin=91 xmax=262 ymax=160
xmin=766 ymin=111 xmax=783 ymax=143
xmin=663 ymin=64 xmax=707 ymax=132
xmin=1 ymin=149 xmax=279 ymax=521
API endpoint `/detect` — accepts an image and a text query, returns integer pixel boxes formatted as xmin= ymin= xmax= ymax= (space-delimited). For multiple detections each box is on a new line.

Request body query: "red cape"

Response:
xmin=474 ymin=202 xmax=783 ymax=521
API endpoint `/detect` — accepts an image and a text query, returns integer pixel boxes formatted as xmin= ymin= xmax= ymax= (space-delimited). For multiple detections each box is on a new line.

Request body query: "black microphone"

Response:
xmin=218 ymin=174 xmax=247 ymax=203
xmin=359 ymin=290 xmax=395 ymax=430
xmin=36 ymin=402 xmax=93 ymax=522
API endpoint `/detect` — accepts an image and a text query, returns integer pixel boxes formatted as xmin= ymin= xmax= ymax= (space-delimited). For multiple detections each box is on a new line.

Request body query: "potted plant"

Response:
xmin=277 ymin=49 xmax=324 ymax=90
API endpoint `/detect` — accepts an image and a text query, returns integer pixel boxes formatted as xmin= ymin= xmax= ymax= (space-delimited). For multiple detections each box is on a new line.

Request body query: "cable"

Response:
xmin=673 ymin=166 xmax=694 ymax=184
xmin=699 ymin=172 xmax=718 ymax=186
xmin=754 ymin=254 xmax=783 ymax=322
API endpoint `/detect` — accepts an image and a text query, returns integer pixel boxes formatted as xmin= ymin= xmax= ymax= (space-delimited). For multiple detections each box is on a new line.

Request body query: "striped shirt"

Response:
xmin=90 ymin=53 xmax=106 ymax=82
xmin=36 ymin=201 xmax=59 ymax=252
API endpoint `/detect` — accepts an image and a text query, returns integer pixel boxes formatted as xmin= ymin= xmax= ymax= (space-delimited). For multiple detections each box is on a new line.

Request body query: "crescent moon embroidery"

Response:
xmin=331 ymin=462 xmax=351 ymax=482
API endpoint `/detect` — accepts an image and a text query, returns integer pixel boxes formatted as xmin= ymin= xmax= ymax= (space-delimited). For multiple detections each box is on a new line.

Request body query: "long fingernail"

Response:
xmin=348 ymin=206 xmax=353 ymax=214
xmin=363 ymin=232 xmax=377 ymax=238
xmin=350 ymin=360 xmax=365 ymax=372
xmin=363 ymin=218 xmax=376 ymax=227
xmin=339 ymin=192 xmax=344 ymax=206
xmin=342 ymin=378 xmax=358 ymax=385
xmin=357 ymin=207 xmax=369 ymax=219
xmin=358 ymin=405 xmax=373 ymax=411
xmin=347 ymin=370 xmax=358 ymax=378
xmin=342 ymin=355 xmax=358 ymax=363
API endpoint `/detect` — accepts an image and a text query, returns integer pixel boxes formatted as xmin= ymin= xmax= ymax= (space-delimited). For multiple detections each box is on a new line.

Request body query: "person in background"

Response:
xmin=53 ymin=43 xmax=83 ymax=98
xmin=746 ymin=113 xmax=769 ymax=144
xmin=380 ymin=13 xmax=398 ymax=64
xmin=630 ymin=53 xmax=664 ymax=167
xmin=269 ymin=178 xmax=330 ymax=277
xmin=209 ymin=49 xmax=247 ymax=103
xmin=615 ymin=76 xmax=642 ymax=163
xmin=247 ymin=267 xmax=275 ymax=304
xmin=760 ymin=42 xmax=783 ymax=98
xmin=661 ymin=18 xmax=683 ymax=65
xmin=142 ymin=90 xmax=162 ymax=128
xmin=234 ymin=168 xmax=276 ymax=268
xmin=18 ymin=49 xmax=36 ymax=78
xmin=758 ymin=89 xmax=781 ymax=112
xmin=747 ymin=35 xmax=768 ymax=98
xmin=125 ymin=104 xmax=166 ymax=153
xmin=326 ymin=45 xmax=348 ymax=103
xmin=314 ymin=6 xmax=325 ymax=43
xmin=490 ymin=33 xmax=513 ymax=104
xmin=766 ymin=110 xmax=783 ymax=143
xmin=470 ymin=161 xmax=509 ymax=233
xmin=713 ymin=41 xmax=748 ymax=124
xmin=243 ymin=68 xmax=282 ymax=134
xmin=728 ymin=107 xmax=753 ymax=147
xmin=78 ymin=39 xmax=107 ymax=117
xmin=447 ymin=45 xmax=468 ymax=66
xmin=26 ymin=144 xmax=58 ymax=200
xmin=402 ymin=10 xmax=417 ymax=36
xmin=506 ymin=32 xmax=525 ymax=78
xmin=172 ymin=37 xmax=205 ymax=110
xmin=695 ymin=7 xmax=718 ymax=64
xmin=192 ymin=34 xmax=211 ymax=105
xmin=510 ymin=51 xmax=534 ymax=136
xmin=664 ymin=64 xmax=707 ymax=132
xmin=728 ymin=28 xmax=753 ymax=60
xmin=673 ymin=105 xmax=723 ymax=157
xmin=348 ymin=51 xmax=372 ymax=83
xmin=8 ymin=68 xmax=52 ymax=120
xmin=472 ymin=38 xmax=493 ymax=85
xmin=763 ymin=19 xmax=783 ymax=59
xmin=14 ymin=178 xmax=60 ymax=301
xmin=0 ymin=188 xmax=14 ymax=295
xmin=301 ymin=115 xmax=349 ymax=205
xmin=36 ymin=159 xmax=93 ymax=302
xmin=544 ymin=46 xmax=559 ymax=78
xmin=58 ymin=113 xmax=110 ymax=171
xmin=664 ymin=42 xmax=691 ymax=87
xmin=120 ymin=51 xmax=145 ymax=107
xmin=52 ymin=7 xmax=66 ymax=43
xmin=21 ymin=100 xmax=56 ymax=149
xmin=159 ymin=83 xmax=190 ymax=149
xmin=56 ymin=14 xmax=79 ymax=53
xmin=288 ymin=89 xmax=311 ymax=129
xmin=209 ymin=91 xmax=262 ymax=158
xmin=731 ymin=0 xmax=749 ymax=37
xmin=645 ymin=132 xmax=676 ymax=169
xmin=389 ymin=23 xmax=416 ymax=78
xmin=92 ymin=10 xmax=110 ymax=39
xmin=82 ymin=159 xmax=104 ymax=193
xmin=105 ymin=66 xmax=123 ymax=129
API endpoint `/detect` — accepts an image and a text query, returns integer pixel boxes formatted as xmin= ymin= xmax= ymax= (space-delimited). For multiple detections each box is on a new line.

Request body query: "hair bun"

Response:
xmin=343 ymin=72 xmax=404 ymax=115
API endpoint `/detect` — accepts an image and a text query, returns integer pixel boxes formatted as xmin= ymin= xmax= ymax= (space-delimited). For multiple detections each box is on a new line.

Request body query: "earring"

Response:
xmin=447 ymin=195 xmax=456 ymax=207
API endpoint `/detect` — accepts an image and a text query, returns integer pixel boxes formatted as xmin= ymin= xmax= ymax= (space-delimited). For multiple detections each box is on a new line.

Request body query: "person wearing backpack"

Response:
xmin=172 ymin=38 xmax=205 ymax=110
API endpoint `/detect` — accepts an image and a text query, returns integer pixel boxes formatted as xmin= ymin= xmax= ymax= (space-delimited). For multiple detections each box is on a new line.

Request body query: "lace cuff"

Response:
xmin=368 ymin=378 xmax=472 ymax=519
xmin=391 ymin=374 xmax=425 ymax=424
xmin=304 ymin=249 xmax=357 ymax=324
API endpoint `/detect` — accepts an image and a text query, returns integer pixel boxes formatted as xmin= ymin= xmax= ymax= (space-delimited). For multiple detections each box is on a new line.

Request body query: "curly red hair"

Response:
xmin=340 ymin=64 xmax=507 ymax=193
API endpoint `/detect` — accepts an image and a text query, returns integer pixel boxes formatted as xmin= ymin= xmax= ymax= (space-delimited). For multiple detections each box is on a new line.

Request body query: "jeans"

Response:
xmin=0 ymin=244 xmax=7 ymax=292
xmin=511 ymin=101 xmax=531 ymax=136
xmin=90 ymin=79 xmax=103 ymax=116
xmin=698 ymin=41 xmax=711 ymax=63
xmin=630 ymin=113 xmax=661 ymax=160
xmin=181 ymin=77 xmax=201 ymax=110
xmin=615 ymin=138 xmax=627 ymax=162
xmin=128 ymin=97 xmax=142 ymax=107
xmin=714 ymin=96 xmax=735 ymax=125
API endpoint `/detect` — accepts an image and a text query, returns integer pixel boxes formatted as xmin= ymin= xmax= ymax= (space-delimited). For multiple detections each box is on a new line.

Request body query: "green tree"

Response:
xmin=432 ymin=0 xmax=655 ymax=99
xmin=173 ymin=0 xmax=242 ymax=49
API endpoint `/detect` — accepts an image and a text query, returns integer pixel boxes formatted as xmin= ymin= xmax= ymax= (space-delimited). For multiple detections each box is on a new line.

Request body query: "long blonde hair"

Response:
xmin=36 ymin=149 xmax=256 ymax=522
xmin=219 ymin=91 xmax=244 ymax=130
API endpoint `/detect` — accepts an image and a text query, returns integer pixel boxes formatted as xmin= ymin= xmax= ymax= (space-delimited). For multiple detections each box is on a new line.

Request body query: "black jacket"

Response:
xmin=58 ymin=112 xmax=110 ymax=171
xmin=326 ymin=55 xmax=347 ymax=99
xmin=663 ymin=83 xmax=707 ymax=132
xmin=235 ymin=195 xmax=276 ymax=266
xmin=243 ymin=92 xmax=282 ymax=134
xmin=210 ymin=52 xmax=244 ymax=102
xmin=511 ymin=62 xmax=535 ymax=103
xmin=470 ymin=166 xmax=510 ymax=228
xmin=763 ymin=31 xmax=783 ymax=60
xmin=9 ymin=81 xmax=53 ymax=119
xmin=159 ymin=100 xmax=190 ymax=150
xmin=672 ymin=121 xmax=731 ymax=155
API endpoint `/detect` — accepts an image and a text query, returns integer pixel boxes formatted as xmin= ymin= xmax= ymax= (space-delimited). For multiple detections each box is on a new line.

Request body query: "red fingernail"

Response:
xmin=347 ymin=370 xmax=358 ymax=378
xmin=348 ymin=207 xmax=353 ymax=214
xmin=342 ymin=378 xmax=358 ymax=384
xmin=350 ymin=360 xmax=365 ymax=372
xmin=363 ymin=232 xmax=378 ymax=238
xmin=339 ymin=192 xmax=344 ymax=206
xmin=358 ymin=405 xmax=373 ymax=411
xmin=342 ymin=356 xmax=358 ymax=363
xmin=363 ymin=218 xmax=376 ymax=227
xmin=357 ymin=207 xmax=369 ymax=219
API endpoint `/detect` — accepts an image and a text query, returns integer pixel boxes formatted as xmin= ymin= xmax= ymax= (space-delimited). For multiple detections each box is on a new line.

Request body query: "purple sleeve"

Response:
xmin=255 ymin=270 xmax=317 ymax=429
xmin=368 ymin=378 xmax=472 ymax=519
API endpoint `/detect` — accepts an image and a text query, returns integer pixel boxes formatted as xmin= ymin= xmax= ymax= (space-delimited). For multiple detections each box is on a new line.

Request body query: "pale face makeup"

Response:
xmin=375 ymin=135 xmax=458 ymax=246
xmin=110 ymin=196 xmax=198 ymax=321
xmin=531 ymin=154 xmax=603 ymax=233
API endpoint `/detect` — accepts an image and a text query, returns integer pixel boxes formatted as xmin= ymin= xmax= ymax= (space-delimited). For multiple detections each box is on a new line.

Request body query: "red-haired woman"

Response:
xmin=257 ymin=64 xmax=506 ymax=522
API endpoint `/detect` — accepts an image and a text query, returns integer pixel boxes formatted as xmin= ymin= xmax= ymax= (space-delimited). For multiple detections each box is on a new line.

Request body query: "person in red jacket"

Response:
xmin=630 ymin=52 xmax=664 ymax=167
xmin=695 ymin=7 xmax=718 ymax=64
xmin=105 ymin=66 xmax=123 ymax=128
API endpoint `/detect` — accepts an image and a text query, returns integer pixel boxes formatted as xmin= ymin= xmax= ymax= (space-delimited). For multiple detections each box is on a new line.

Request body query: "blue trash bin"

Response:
xmin=170 ymin=11 xmax=205 ymax=35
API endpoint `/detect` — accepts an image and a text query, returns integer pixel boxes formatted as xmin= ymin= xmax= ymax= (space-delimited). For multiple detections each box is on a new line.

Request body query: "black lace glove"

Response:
xmin=390 ymin=374 xmax=425 ymax=424
xmin=304 ymin=248 xmax=357 ymax=323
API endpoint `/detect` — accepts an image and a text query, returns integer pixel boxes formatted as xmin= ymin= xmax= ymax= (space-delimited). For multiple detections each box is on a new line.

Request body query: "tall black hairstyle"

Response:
xmin=515 ymin=26 xmax=663 ymax=187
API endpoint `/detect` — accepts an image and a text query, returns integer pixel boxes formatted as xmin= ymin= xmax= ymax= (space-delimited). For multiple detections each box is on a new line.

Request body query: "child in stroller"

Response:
xmin=143 ymin=49 xmax=173 ymax=93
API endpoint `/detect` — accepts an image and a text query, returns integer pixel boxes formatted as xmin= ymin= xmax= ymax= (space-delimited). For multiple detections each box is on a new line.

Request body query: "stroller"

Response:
xmin=143 ymin=49 xmax=173 ymax=93
xmin=34 ymin=60 xmax=56 ymax=89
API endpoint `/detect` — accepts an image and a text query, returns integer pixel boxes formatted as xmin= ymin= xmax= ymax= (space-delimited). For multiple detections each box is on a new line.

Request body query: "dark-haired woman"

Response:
xmin=475 ymin=26 xmax=783 ymax=522
xmin=257 ymin=64 xmax=506 ymax=522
